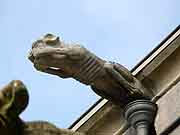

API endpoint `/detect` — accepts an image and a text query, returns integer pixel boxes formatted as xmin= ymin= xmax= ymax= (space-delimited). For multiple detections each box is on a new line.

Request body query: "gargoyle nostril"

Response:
xmin=28 ymin=52 xmax=35 ymax=62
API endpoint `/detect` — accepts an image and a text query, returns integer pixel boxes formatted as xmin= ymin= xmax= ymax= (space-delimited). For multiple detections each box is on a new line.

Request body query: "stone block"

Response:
xmin=155 ymin=82 xmax=180 ymax=134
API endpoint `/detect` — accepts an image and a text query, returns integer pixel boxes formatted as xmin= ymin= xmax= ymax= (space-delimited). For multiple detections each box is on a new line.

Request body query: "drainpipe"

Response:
xmin=124 ymin=100 xmax=157 ymax=135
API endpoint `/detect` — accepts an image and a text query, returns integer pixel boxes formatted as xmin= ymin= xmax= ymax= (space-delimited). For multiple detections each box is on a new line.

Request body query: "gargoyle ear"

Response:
xmin=43 ymin=33 xmax=60 ymax=45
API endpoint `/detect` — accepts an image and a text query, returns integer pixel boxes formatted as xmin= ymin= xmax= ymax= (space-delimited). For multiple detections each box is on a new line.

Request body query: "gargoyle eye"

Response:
xmin=44 ymin=33 xmax=55 ymax=39
xmin=43 ymin=33 xmax=59 ymax=45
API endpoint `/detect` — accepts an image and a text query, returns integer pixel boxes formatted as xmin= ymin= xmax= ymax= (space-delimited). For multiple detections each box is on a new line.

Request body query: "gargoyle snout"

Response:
xmin=28 ymin=51 xmax=35 ymax=62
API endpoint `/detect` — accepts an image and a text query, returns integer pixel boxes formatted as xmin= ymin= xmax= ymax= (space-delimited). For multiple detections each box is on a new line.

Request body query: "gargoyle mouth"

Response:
xmin=47 ymin=67 xmax=63 ymax=72
xmin=49 ymin=66 xmax=68 ymax=72
xmin=38 ymin=66 xmax=69 ymax=77
xmin=34 ymin=63 xmax=66 ymax=75
xmin=48 ymin=67 xmax=60 ymax=70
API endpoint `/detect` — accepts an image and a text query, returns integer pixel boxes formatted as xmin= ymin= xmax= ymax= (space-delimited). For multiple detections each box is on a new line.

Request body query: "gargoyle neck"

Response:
xmin=73 ymin=54 xmax=105 ymax=85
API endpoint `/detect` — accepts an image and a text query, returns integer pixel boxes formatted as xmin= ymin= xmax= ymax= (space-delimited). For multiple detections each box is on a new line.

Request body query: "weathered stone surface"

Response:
xmin=28 ymin=33 xmax=153 ymax=106
xmin=0 ymin=80 xmax=84 ymax=135
xmin=155 ymin=81 xmax=180 ymax=134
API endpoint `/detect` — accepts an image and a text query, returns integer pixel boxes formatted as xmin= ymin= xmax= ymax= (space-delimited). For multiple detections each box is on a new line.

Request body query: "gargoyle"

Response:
xmin=28 ymin=34 xmax=153 ymax=105
xmin=0 ymin=80 xmax=84 ymax=135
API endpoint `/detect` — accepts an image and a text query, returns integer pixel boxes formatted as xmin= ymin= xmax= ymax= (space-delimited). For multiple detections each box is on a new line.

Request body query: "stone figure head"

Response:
xmin=28 ymin=33 xmax=89 ymax=78
xmin=0 ymin=80 xmax=29 ymax=126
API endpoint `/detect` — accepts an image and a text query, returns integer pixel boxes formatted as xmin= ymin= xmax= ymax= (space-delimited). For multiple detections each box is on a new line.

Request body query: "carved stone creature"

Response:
xmin=28 ymin=34 xmax=153 ymax=105
xmin=0 ymin=80 xmax=30 ymax=134
xmin=0 ymin=80 xmax=84 ymax=135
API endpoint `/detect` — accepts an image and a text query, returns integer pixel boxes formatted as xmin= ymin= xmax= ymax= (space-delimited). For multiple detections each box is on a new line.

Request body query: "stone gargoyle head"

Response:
xmin=0 ymin=80 xmax=29 ymax=134
xmin=28 ymin=33 xmax=91 ymax=79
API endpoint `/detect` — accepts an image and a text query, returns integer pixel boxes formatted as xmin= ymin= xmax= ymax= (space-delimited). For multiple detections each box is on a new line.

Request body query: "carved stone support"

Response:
xmin=124 ymin=100 xmax=157 ymax=135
